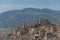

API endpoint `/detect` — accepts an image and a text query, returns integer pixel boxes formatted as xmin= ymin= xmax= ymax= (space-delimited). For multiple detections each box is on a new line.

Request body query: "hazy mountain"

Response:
xmin=0 ymin=8 xmax=60 ymax=27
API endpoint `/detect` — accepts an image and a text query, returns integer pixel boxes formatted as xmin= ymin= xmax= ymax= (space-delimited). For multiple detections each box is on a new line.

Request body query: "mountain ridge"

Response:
xmin=0 ymin=8 xmax=60 ymax=27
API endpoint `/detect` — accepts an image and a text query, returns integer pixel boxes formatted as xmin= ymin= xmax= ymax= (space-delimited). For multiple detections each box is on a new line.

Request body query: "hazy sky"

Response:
xmin=0 ymin=0 xmax=60 ymax=12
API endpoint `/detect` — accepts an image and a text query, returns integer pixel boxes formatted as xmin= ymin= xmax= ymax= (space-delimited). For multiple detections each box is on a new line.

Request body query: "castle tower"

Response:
xmin=37 ymin=19 xmax=51 ymax=26
xmin=37 ymin=19 xmax=41 ymax=24
xmin=22 ymin=22 xmax=26 ymax=28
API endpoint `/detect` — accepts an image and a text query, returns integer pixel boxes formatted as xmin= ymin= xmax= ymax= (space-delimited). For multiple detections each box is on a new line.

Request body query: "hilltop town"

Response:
xmin=0 ymin=19 xmax=60 ymax=40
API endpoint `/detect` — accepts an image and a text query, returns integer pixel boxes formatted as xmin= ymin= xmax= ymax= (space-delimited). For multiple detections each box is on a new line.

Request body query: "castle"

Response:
xmin=0 ymin=19 xmax=60 ymax=40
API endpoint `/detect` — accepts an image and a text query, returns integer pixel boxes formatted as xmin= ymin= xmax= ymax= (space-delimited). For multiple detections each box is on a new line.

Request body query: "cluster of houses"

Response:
xmin=0 ymin=19 xmax=60 ymax=40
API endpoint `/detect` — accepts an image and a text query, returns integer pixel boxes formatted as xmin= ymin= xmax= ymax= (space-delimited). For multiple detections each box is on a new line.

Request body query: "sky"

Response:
xmin=0 ymin=0 xmax=60 ymax=13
